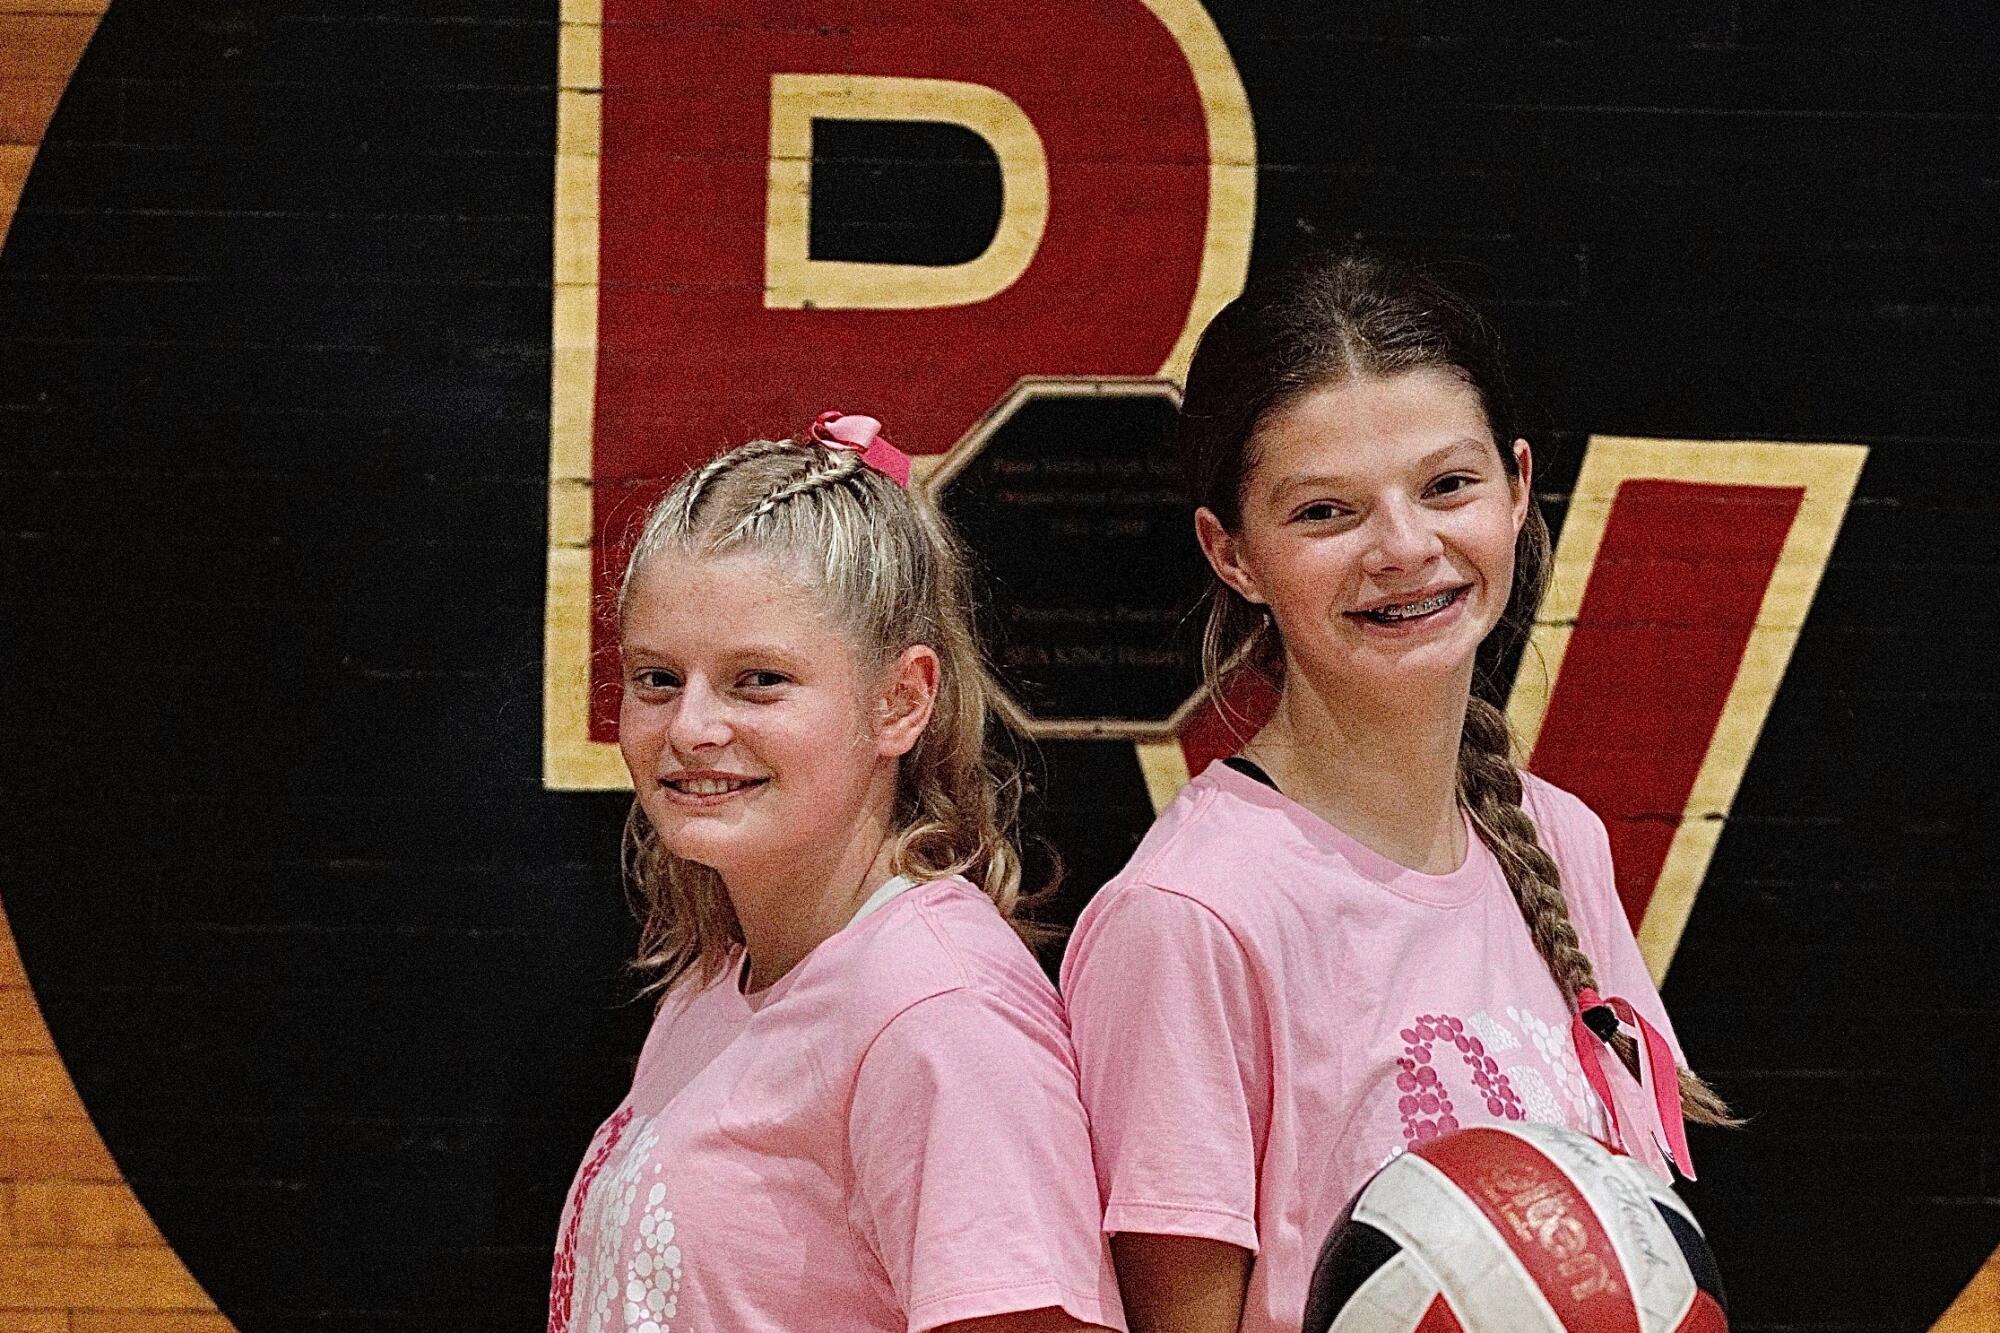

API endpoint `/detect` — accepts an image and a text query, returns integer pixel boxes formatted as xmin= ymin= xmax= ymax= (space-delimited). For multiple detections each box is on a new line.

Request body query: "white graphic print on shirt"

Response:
xmin=1506 ymin=1001 xmax=1611 ymax=1139
xmin=568 ymin=1115 xmax=686 ymax=1333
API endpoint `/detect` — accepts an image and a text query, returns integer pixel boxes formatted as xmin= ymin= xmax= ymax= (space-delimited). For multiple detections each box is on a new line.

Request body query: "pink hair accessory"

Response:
xmin=1571 ymin=986 xmax=1695 ymax=1181
xmin=806 ymin=410 xmax=912 ymax=488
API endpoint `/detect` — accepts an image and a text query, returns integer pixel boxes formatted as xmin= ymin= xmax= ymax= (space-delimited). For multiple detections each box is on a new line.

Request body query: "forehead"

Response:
xmin=1249 ymin=367 xmax=1494 ymax=491
xmin=620 ymin=548 xmax=847 ymax=652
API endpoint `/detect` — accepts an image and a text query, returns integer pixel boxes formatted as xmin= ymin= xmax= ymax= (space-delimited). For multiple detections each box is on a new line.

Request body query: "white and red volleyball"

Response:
xmin=1304 ymin=1122 xmax=1728 ymax=1333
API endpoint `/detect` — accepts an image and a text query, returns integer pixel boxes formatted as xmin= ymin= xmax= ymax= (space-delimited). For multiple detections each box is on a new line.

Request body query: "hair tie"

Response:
xmin=1581 ymin=1001 xmax=1622 ymax=1043
xmin=805 ymin=411 xmax=912 ymax=488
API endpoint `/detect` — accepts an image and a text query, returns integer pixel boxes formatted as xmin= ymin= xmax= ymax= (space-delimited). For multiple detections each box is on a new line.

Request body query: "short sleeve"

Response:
xmin=847 ymin=988 xmax=1125 ymax=1333
xmin=1060 ymin=885 xmax=1267 ymax=1252
xmin=1529 ymin=780 xmax=1687 ymax=1067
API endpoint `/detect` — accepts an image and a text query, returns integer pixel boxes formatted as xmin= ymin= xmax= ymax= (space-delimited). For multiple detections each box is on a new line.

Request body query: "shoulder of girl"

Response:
xmin=1515 ymin=772 xmax=1620 ymax=928
xmin=657 ymin=960 xmax=734 ymax=1020
xmin=852 ymin=879 xmax=1045 ymax=995
xmin=863 ymin=887 xmax=1075 ymax=1044
xmin=1070 ymin=876 xmax=1248 ymax=966
xmin=1517 ymin=769 xmax=1609 ymax=843
xmin=1101 ymin=777 xmax=1260 ymax=895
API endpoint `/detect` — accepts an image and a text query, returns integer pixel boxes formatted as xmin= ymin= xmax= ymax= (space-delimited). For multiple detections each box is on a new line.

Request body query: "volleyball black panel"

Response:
xmin=1655 ymin=1200 xmax=1730 ymax=1317
xmin=1304 ymin=1217 xmax=1402 ymax=1333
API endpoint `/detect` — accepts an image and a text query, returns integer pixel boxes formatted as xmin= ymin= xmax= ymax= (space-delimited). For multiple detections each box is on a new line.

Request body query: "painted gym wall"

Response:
xmin=2 ymin=2 xmax=1996 ymax=1330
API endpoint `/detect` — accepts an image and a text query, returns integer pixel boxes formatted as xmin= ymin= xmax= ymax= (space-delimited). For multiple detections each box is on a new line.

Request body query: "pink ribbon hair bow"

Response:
xmin=806 ymin=411 xmax=912 ymax=488
xmin=1570 ymin=987 xmax=1696 ymax=1181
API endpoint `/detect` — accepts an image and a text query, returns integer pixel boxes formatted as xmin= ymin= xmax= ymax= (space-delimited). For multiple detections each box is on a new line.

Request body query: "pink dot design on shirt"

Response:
xmin=1395 ymin=1013 xmax=1524 ymax=1143
xmin=549 ymin=1105 xmax=635 ymax=1333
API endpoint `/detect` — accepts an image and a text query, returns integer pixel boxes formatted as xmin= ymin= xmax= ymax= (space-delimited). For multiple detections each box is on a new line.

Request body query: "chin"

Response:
xmin=648 ymin=817 xmax=748 ymax=872
xmin=663 ymin=821 xmax=825 ymax=887
xmin=669 ymin=844 xmax=772 ymax=890
xmin=1368 ymin=652 xmax=1474 ymax=685
xmin=1346 ymin=629 xmax=1487 ymax=682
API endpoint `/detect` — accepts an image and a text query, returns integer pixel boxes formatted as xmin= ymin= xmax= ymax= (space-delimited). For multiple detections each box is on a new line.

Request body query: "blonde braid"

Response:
xmin=727 ymin=446 xmax=864 ymax=536
xmin=678 ymin=437 xmax=795 ymax=529
xmin=1458 ymin=697 xmax=1739 ymax=1128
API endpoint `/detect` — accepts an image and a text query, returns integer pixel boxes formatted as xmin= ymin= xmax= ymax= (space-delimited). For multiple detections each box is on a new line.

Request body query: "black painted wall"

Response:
xmin=2 ymin=2 xmax=1997 ymax=1329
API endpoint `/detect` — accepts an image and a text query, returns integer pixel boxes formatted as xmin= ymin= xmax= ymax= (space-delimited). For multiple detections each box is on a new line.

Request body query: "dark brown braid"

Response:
xmin=1459 ymin=697 xmax=1739 ymax=1127
xmin=1178 ymin=244 xmax=1737 ymax=1130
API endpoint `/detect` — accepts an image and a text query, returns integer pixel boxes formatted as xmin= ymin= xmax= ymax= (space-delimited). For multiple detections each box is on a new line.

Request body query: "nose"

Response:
xmin=1362 ymin=494 xmax=1443 ymax=577
xmin=666 ymin=676 xmax=732 ymax=756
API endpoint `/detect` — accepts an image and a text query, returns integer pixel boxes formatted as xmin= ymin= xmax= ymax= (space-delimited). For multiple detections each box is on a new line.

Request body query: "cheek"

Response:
xmin=1438 ymin=496 xmax=1514 ymax=565
xmin=778 ymin=707 xmax=882 ymax=795
xmin=616 ymin=697 xmax=665 ymax=768
xmin=1452 ymin=507 xmax=1523 ymax=624
xmin=1256 ymin=534 xmax=1359 ymax=609
xmin=754 ymin=710 xmax=844 ymax=779
xmin=1475 ymin=507 xmax=1524 ymax=579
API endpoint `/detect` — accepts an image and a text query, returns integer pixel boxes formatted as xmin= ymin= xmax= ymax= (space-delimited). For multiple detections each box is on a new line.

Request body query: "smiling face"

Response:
xmin=617 ymin=549 xmax=923 ymax=888
xmin=1197 ymin=366 xmax=1531 ymax=697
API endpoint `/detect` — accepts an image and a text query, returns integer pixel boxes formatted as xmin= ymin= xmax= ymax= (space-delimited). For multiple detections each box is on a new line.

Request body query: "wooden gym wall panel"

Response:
xmin=1 ymin=906 xmax=230 ymax=1328
xmin=0 ymin=5 xmax=104 ymax=249
xmin=1 ymin=5 xmax=233 ymax=1329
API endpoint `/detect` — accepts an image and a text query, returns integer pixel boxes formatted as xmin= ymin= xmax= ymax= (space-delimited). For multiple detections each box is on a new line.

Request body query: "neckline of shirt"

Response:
xmin=1200 ymin=758 xmax=1495 ymax=908
xmin=737 ymin=874 xmax=927 ymax=1011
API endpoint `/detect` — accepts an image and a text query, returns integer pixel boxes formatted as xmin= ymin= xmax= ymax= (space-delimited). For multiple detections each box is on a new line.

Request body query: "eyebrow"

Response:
xmin=1271 ymin=438 xmax=1493 ymax=496
xmin=619 ymin=642 xmax=814 ymax=670
xmin=727 ymin=643 xmax=814 ymax=669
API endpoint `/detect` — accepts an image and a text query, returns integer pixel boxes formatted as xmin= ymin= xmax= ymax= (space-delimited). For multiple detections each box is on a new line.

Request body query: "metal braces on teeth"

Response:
xmin=1370 ymin=590 xmax=1456 ymax=620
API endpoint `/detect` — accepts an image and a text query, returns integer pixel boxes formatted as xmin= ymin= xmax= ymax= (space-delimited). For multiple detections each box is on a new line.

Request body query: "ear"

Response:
xmin=1195 ymin=507 xmax=1267 ymax=605
xmin=1509 ymin=438 xmax=1534 ymax=534
xmin=875 ymin=644 xmax=940 ymax=759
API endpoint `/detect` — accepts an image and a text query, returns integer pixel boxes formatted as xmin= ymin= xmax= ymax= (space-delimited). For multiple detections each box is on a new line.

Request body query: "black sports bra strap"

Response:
xmin=1222 ymin=755 xmax=1280 ymax=791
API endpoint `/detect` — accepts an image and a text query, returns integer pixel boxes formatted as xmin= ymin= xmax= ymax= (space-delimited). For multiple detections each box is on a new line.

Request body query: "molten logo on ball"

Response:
xmin=1472 ymin=1161 xmax=1626 ymax=1306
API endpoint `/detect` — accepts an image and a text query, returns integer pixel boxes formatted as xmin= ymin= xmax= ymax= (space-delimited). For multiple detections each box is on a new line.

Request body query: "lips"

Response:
xmin=1349 ymin=585 xmax=1468 ymax=625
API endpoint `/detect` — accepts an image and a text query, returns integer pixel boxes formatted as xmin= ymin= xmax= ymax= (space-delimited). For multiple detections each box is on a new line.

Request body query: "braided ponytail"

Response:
xmin=1458 ymin=697 xmax=1739 ymax=1127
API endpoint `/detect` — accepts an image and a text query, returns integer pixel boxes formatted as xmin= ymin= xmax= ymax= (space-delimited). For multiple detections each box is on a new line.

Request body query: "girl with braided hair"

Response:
xmin=548 ymin=418 xmax=1123 ymax=1333
xmin=1060 ymin=250 xmax=1733 ymax=1333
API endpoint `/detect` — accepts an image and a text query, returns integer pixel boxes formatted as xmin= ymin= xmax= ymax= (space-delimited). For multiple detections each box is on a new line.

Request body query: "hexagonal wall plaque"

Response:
xmin=929 ymin=378 xmax=1211 ymax=738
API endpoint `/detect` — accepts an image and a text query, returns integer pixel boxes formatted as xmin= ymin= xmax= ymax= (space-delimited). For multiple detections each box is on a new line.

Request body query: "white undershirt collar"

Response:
xmin=848 ymin=873 xmax=919 ymax=926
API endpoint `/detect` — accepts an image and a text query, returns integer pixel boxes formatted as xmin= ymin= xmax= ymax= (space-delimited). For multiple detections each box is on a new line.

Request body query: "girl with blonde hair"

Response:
xmin=548 ymin=414 xmax=1123 ymax=1333
xmin=1061 ymin=251 xmax=1733 ymax=1333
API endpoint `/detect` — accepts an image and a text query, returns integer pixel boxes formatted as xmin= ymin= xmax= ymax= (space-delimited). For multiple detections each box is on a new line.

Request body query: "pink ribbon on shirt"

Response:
xmin=806 ymin=411 xmax=912 ymax=488
xmin=1571 ymin=987 xmax=1696 ymax=1180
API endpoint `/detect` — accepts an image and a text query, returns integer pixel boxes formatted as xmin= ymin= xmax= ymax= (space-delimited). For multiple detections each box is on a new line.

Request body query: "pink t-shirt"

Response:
xmin=1060 ymin=761 xmax=1684 ymax=1333
xmin=548 ymin=877 xmax=1124 ymax=1333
